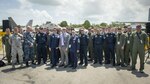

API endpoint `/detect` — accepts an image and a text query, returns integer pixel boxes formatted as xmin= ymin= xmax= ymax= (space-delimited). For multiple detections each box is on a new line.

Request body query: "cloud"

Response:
xmin=4 ymin=0 xmax=53 ymax=25
xmin=137 ymin=0 xmax=150 ymax=6
xmin=18 ymin=0 xmax=32 ymax=9
xmin=6 ymin=8 xmax=52 ymax=25
xmin=117 ymin=0 xmax=149 ymax=21
xmin=1 ymin=0 xmax=150 ymax=26
xmin=79 ymin=0 xmax=150 ymax=23
xmin=79 ymin=0 xmax=124 ymax=23
xmin=81 ymin=0 xmax=105 ymax=16
xmin=27 ymin=0 xmax=62 ymax=6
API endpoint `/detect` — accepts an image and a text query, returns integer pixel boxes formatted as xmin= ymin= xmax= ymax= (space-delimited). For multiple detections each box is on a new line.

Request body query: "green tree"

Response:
xmin=70 ymin=24 xmax=82 ymax=28
xmin=60 ymin=21 xmax=68 ymax=27
xmin=0 ymin=25 xmax=2 ymax=29
xmin=91 ymin=24 xmax=101 ymax=28
xmin=100 ymin=22 xmax=107 ymax=27
xmin=35 ymin=25 xmax=39 ymax=27
xmin=83 ymin=20 xmax=91 ymax=29
xmin=109 ymin=21 xmax=125 ymax=28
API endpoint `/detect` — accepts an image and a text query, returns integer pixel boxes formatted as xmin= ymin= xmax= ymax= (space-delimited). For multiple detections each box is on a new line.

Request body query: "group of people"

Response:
xmin=2 ymin=24 xmax=148 ymax=73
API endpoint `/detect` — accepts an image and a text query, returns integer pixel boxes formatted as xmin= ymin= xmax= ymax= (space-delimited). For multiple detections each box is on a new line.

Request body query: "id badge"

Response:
xmin=140 ymin=40 xmax=143 ymax=44
xmin=127 ymin=40 xmax=130 ymax=44
xmin=69 ymin=45 xmax=71 ymax=48
xmin=117 ymin=42 xmax=120 ymax=45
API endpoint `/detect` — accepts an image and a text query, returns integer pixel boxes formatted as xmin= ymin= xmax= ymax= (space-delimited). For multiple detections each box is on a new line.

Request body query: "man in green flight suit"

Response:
xmin=2 ymin=28 xmax=11 ymax=64
xmin=116 ymin=28 xmax=126 ymax=67
xmin=131 ymin=25 xmax=148 ymax=73
xmin=124 ymin=26 xmax=133 ymax=66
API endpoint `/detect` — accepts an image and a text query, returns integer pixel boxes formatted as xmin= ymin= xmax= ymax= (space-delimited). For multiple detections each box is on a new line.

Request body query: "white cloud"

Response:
xmin=18 ymin=0 xmax=32 ymax=9
xmin=71 ymin=0 xmax=125 ymax=23
xmin=78 ymin=0 xmax=150 ymax=23
xmin=137 ymin=0 xmax=150 ymax=6
xmin=117 ymin=0 xmax=149 ymax=21
xmin=27 ymin=0 xmax=62 ymax=6
xmin=1 ymin=0 xmax=150 ymax=25
xmin=3 ymin=0 xmax=53 ymax=25
xmin=6 ymin=8 xmax=52 ymax=25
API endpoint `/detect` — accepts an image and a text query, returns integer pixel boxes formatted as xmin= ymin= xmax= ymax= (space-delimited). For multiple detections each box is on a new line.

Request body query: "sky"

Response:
xmin=0 ymin=0 xmax=150 ymax=26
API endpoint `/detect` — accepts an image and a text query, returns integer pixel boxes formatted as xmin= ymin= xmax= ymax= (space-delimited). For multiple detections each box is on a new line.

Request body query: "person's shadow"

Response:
xmin=66 ymin=69 xmax=77 ymax=72
xmin=44 ymin=66 xmax=77 ymax=72
xmin=131 ymin=70 xmax=149 ymax=78
xmin=90 ymin=63 xmax=103 ymax=68
xmin=1 ymin=66 xmax=29 ymax=73
xmin=104 ymin=64 xmax=115 ymax=69
xmin=55 ymin=67 xmax=69 ymax=71
xmin=146 ymin=61 xmax=150 ymax=65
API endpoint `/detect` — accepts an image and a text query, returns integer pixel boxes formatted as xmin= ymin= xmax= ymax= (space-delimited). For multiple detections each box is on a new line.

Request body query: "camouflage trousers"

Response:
xmin=11 ymin=47 xmax=23 ymax=64
xmin=24 ymin=45 xmax=34 ymax=62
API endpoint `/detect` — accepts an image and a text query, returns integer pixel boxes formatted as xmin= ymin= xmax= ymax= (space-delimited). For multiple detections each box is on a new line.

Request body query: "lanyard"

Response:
xmin=118 ymin=33 xmax=121 ymax=41
xmin=128 ymin=33 xmax=130 ymax=40
xmin=136 ymin=32 xmax=141 ymax=41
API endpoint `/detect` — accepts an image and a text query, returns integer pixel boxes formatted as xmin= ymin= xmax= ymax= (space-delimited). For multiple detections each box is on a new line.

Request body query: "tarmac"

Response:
xmin=0 ymin=50 xmax=150 ymax=84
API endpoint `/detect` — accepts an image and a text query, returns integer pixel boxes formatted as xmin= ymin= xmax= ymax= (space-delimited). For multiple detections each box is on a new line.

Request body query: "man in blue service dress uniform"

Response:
xmin=79 ymin=29 xmax=89 ymax=67
xmin=49 ymin=28 xmax=60 ymax=68
xmin=93 ymin=29 xmax=104 ymax=64
xmin=93 ymin=30 xmax=104 ymax=64
xmin=69 ymin=30 xmax=80 ymax=69
xmin=105 ymin=28 xmax=116 ymax=66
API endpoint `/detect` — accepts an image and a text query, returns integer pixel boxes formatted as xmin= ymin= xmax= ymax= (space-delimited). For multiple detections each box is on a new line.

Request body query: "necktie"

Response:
xmin=118 ymin=33 xmax=121 ymax=41
xmin=61 ymin=33 xmax=64 ymax=46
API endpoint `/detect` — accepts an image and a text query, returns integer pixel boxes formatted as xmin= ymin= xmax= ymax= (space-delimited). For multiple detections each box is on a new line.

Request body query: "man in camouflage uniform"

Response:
xmin=9 ymin=27 xmax=24 ymax=69
xmin=2 ymin=28 xmax=11 ymax=64
xmin=23 ymin=26 xmax=35 ymax=67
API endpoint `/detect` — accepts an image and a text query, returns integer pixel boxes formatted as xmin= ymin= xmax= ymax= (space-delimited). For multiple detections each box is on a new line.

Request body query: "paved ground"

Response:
xmin=0 ymin=51 xmax=150 ymax=84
